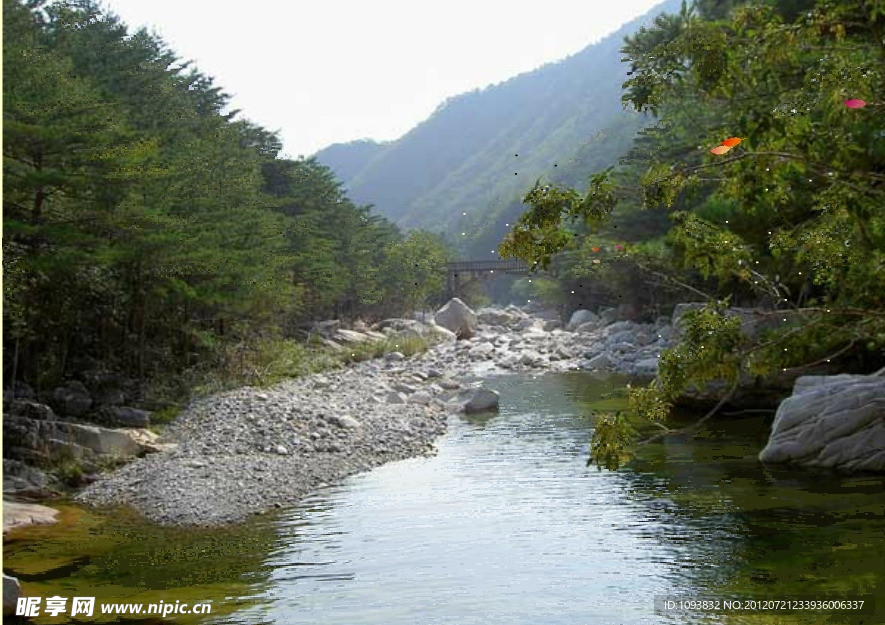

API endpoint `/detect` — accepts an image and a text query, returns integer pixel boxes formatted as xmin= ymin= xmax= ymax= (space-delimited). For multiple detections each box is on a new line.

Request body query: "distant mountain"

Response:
xmin=312 ymin=139 xmax=388 ymax=184
xmin=315 ymin=0 xmax=681 ymax=251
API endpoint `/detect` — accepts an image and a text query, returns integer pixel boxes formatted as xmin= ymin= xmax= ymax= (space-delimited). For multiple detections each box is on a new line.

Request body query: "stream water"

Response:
xmin=4 ymin=372 xmax=883 ymax=624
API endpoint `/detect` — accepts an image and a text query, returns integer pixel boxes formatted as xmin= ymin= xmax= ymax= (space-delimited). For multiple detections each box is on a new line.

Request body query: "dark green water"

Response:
xmin=4 ymin=373 xmax=883 ymax=624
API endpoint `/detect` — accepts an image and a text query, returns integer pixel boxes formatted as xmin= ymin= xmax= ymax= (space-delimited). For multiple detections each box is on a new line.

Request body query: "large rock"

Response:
xmin=632 ymin=357 xmax=660 ymax=378
xmin=96 ymin=389 xmax=127 ymax=407
xmin=376 ymin=318 xmax=421 ymax=332
xmin=599 ymin=307 xmax=618 ymax=325
xmin=519 ymin=350 xmax=544 ymax=367
xmin=125 ymin=428 xmax=175 ymax=454
xmin=434 ymin=298 xmax=477 ymax=339
xmin=3 ymin=460 xmax=57 ymax=498
xmin=3 ymin=399 xmax=56 ymax=421
xmin=468 ymin=342 xmax=495 ymax=360
xmin=3 ymin=414 xmax=154 ymax=460
xmin=425 ymin=324 xmax=457 ymax=344
xmin=62 ymin=423 xmax=146 ymax=457
xmin=574 ymin=321 xmax=602 ymax=333
xmin=477 ymin=308 xmax=518 ymax=327
xmin=332 ymin=329 xmax=371 ymax=344
xmin=409 ymin=391 xmax=433 ymax=406
xmin=567 ymin=309 xmax=599 ymax=331
xmin=95 ymin=406 xmax=152 ymax=428
xmin=3 ymin=574 xmax=21 ymax=616
xmin=759 ymin=372 xmax=885 ymax=472
xmin=607 ymin=330 xmax=639 ymax=346
xmin=585 ymin=353 xmax=614 ymax=370
xmin=50 ymin=381 xmax=92 ymax=417
xmin=3 ymin=381 xmax=35 ymax=402
xmin=3 ymin=501 xmax=59 ymax=533
xmin=379 ymin=318 xmax=456 ymax=344
xmin=458 ymin=388 xmax=500 ymax=414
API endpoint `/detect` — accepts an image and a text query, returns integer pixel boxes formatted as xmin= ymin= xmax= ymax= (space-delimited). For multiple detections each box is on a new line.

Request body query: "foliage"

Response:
xmin=588 ymin=412 xmax=637 ymax=470
xmin=501 ymin=0 xmax=885 ymax=470
xmin=2 ymin=0 xmax=450 ymax=399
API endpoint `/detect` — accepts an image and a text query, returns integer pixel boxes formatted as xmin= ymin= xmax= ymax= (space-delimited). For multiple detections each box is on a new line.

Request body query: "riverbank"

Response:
xmin=76 ymin=361 xmax=451 ymax=526
xmin=17 ymin=296 xmax=883 ymax=528
xmin=75 ymin=303 xmax=672 ymax=526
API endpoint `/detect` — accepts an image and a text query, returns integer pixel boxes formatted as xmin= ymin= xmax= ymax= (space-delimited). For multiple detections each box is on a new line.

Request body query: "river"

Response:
xmin=4 ymin=372 xmax=883 ymax=624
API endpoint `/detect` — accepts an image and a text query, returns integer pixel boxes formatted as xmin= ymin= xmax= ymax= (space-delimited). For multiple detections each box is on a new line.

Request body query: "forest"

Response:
xmin=2 ymin=0 xmax=451 ymax=402
xmin=499 ymin=0 xmax=885 ymax=468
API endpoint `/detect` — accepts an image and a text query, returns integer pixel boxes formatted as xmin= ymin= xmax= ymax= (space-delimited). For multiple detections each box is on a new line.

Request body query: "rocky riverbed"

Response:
xmin=417 ymin=303 xmax=674 ymax=378
xmin=75 ymin=302 xmax=675 ymax=526
xmin=12 ymin=297 xmax=880 ymax=527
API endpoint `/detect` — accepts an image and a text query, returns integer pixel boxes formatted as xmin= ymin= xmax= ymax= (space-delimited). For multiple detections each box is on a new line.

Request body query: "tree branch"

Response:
xmin=782 ymin=339 xmax=858 ymax=373
xmin=638 ymin=377 xmax=740 ymax=445
xmin=687 ymin=377 xmax=740 ymax=437
xmin=633 ymin=260 xmax=714 ymax=302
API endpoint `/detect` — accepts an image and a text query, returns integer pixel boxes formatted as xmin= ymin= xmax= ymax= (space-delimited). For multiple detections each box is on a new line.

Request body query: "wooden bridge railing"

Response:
xmin=446 ymin=258 xmax=533 ymax=296
xmin=447 ymin=259 xmax=531 ymax=275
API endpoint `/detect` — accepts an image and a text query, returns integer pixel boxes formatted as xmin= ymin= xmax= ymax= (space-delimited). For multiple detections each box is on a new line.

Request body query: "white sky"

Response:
xmin=102 ymin=0 xmax=664 ymax=158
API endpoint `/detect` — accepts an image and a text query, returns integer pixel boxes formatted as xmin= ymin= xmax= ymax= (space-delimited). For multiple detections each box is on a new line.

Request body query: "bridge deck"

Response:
xmin=448 ymin=259 xmax=531 ymax=274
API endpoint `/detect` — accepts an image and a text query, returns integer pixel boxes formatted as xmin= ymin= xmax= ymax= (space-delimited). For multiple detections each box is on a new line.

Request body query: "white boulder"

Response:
xmin=567 ymin=309 xmax=599 ymax=331
xmin=434 ymin=298 xmax=477 ymax=339
xmin=759 ymin=371 xmax=885 ymax=472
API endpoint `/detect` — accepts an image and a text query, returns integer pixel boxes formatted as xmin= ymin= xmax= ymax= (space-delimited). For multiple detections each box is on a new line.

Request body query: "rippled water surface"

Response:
xmin=5 ymin=373 xmax=883 ymax=625
xmin=223 ymin=373 xmax=884 ymax=625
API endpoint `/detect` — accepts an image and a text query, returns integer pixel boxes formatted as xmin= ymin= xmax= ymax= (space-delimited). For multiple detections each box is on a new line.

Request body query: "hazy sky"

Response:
xmin=102 ymin=0 xmax=664 ymax=158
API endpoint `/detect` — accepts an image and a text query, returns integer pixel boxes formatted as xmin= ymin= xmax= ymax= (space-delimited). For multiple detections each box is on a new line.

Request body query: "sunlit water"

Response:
xmin=5 ymin=373 xmax=883 ymax=625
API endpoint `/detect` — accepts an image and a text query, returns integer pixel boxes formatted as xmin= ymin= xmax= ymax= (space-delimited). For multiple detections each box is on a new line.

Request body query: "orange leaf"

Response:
xmin=722 ymin=137 xmax=742 ymax=147
xmin=591 ymin=246 xmax=601 ymax=253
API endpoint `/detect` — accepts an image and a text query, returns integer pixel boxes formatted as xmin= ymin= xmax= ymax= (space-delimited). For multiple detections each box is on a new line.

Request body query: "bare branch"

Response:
xmin=782 ymin=339 xmax=858 ymax=373
xmin=633 ymin=260 xmax=714 ymax=302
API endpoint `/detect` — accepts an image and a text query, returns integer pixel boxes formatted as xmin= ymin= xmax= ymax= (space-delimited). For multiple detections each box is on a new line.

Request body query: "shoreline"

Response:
xmin=75 ymin=305 xmax=674 ymax=527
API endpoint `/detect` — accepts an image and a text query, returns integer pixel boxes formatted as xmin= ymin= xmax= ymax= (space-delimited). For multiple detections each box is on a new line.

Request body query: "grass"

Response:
xmin=338 ymin=333 xmax=430 ymax=364
xmin=143 ymin=329 xmax=437 ymax=422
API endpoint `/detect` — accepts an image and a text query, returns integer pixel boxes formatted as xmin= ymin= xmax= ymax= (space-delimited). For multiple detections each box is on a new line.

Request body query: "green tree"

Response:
xmin=381 ymin=231 xmax=451 ymax=314
xmin=500 ymin=0 xmax=885 ymax=470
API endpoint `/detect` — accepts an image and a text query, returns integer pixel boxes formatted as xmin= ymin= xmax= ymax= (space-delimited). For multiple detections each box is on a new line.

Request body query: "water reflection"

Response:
xmin=626 ymin=414 xmax=885 ymax=625
xmin=5 ymin=373 xmax=882 ymax=625
xmin=226 ymin=373 xmax=882 ymax=625
xmin=2 ymin=505 xmax=283 ymax=624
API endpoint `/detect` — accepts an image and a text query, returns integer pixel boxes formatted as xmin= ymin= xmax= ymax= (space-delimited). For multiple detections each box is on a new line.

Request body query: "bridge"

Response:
xmin=446 ymin=258 xmax=533 ymax=296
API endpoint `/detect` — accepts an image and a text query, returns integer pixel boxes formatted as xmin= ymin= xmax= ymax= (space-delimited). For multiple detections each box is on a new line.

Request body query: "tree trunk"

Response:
xmin=10 ymin=337 xmax=20 ymax=399
xmin=138 ymin=299 xmax=146 ymax=381
xmin=32 ymin=153 xmax=45 ymax=224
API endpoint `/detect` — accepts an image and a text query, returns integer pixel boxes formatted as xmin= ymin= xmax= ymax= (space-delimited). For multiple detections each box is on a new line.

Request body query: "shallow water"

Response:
xmin=5 ymin=373 xmax=883 ymax=624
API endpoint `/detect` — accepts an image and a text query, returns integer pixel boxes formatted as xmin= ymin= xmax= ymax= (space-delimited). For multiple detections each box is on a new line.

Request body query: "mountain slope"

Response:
xmin=315 ymin=0 xmax=681 ymax=243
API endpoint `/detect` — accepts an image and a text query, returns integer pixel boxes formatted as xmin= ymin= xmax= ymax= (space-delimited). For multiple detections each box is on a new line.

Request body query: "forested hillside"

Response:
xmin=315 ymin=0 xmax=681 ymax=253
xmin=2 ymin=0 xmax=450 ymax=397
